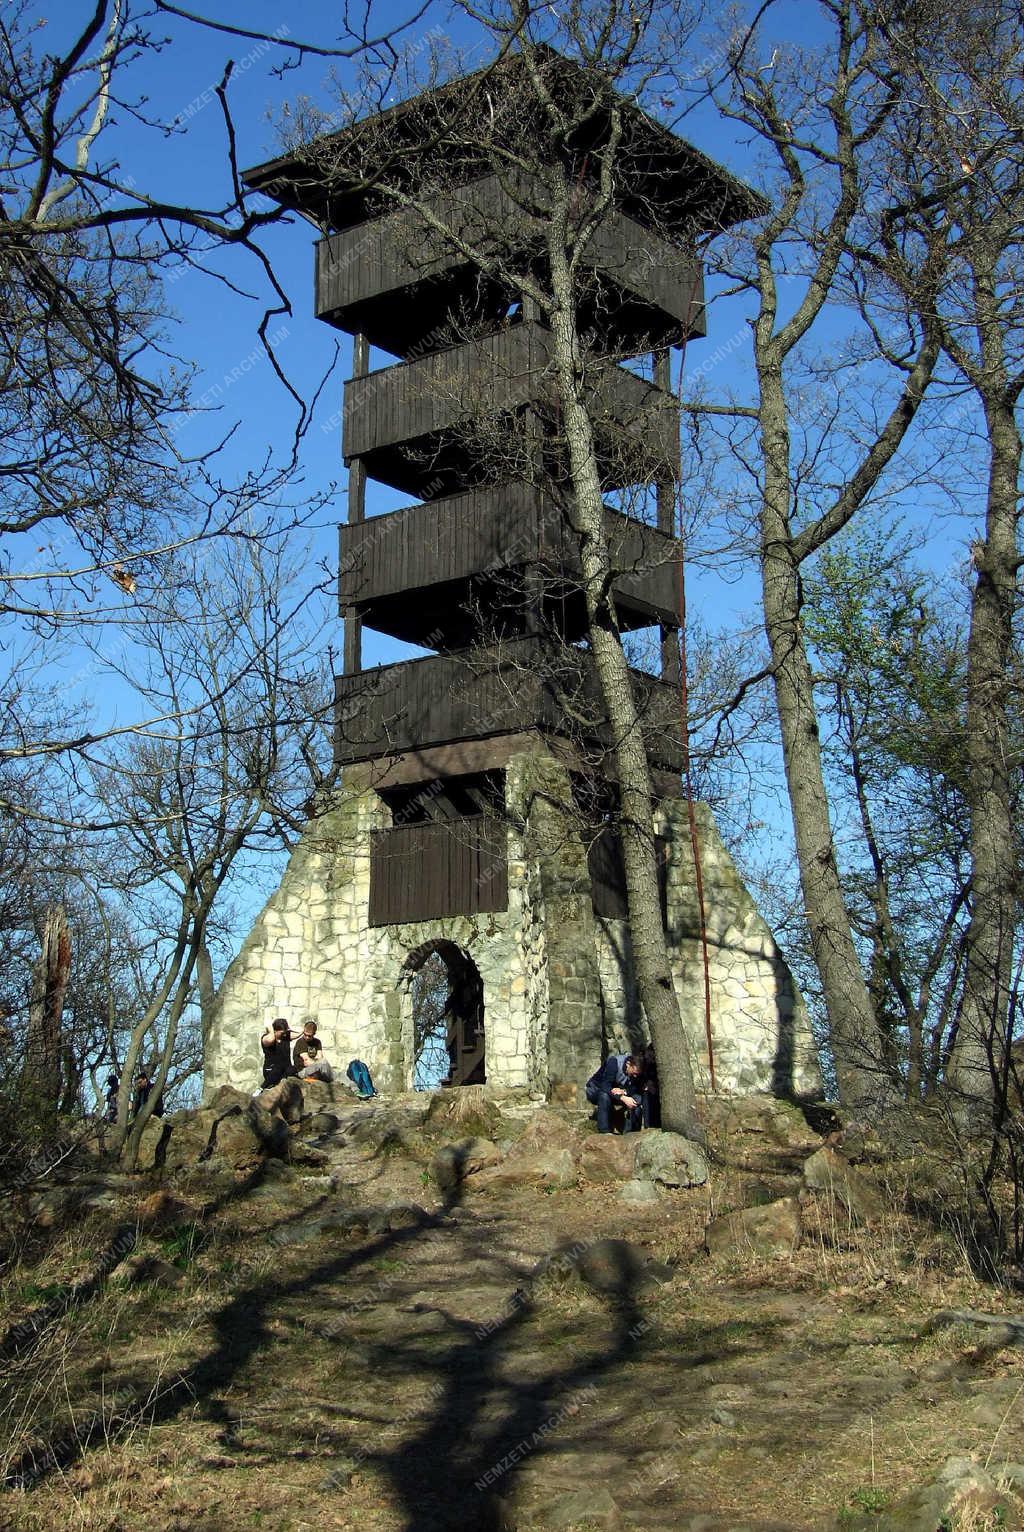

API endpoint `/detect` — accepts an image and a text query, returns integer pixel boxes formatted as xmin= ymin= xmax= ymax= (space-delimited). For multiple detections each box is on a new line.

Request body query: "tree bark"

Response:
xmin=546 ymin=224 xmax=702 ymax=1141
xmin=756 ymin=355 xmax=886 ymax=1110
xmin=948 ymin=401 xmax=1021 ymax=1118
xmin=23 ymin=905 xmax=71 ymax=1111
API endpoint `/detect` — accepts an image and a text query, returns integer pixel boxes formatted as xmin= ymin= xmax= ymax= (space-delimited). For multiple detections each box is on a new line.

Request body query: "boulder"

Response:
xmin=246 ymin=1100 xmax=290 ymax=1158
xmin=618 ymin=1178 xmax=660 ymax=1205
xmin=134 ymin=1115 xmax=170 ymax=1173
xmin=205 ymin=1084 xmax=252 ymax=1120
xmin=209 ymin=1113 xmax=264 ymax=1174
xmin=256 ymin=1077 xmax=305 ymax=1123
xmin=802 ymin=1146 xmax=884 ymax=1226
xmin=296 ymin=1077 xmax=347 ymax=1111
xmin=514 ymin=1108 xmax=583 ymax=1159
xmin=706 ymin=1196 xmax=802 ymax=1259
xmin=370 ymin=1126 xmax=426 ymax=1161
xmin=432 ymin=1138 xmax=503 ymax=1191
xmin=308 ymin=1112 xmax=341 ymax=1136
xmin=475 ymin=1147 xmax=576 ymax=1190
xmin=581 ymin=1135 xmax=637 ymax=1183
xmin=288 ymin=1141 xmax=330 ymax=1169
xmin=161 ymin=1109 xmax=218 ymax=1173
xmin=836 ymin=1455 xmax=1010 ymax=1532
xmin=364 ymin=1202 xmax=428 ymax=1236
xmin=27 ymin=1186 xmax=81 ymax=1230
xmin=633 ymin=1130 xmax=709 ymax=1188
xmin=704 ymin=1094 xmax=821 ymax=1152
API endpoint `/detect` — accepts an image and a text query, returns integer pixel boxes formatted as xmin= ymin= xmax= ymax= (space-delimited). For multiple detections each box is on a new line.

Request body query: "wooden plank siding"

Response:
xmin=341 ymin=323 xmax=678 ymax=481
xmin=338 ymin=489 xmax=681 ymax=628
xmin=315 ymin=173 xmax=705 ymax=344
xmin=588 ymin=825 xmax=669 ymax=924
xmin=334 ymin=642 xmax=684 ymax=772
xmin=368 ymin=815 xmax=508 ymax=926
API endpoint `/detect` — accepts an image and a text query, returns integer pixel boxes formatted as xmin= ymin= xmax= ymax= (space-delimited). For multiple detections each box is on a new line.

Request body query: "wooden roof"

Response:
xmin=244 ymin=45 xmax=767 ymax=240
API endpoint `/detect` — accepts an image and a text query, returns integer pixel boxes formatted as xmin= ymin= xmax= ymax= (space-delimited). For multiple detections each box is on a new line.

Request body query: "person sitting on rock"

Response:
xmin=293 ymin=1020 xmax=333 ymax=1083
xmin=585 ymin=1053 xmax=644 ymax=1134
xmin=260 ymin=1018 xmax=297 ymax=1088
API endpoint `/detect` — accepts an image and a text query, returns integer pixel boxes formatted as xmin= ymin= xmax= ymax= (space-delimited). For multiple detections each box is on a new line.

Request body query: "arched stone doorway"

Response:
xmin=401 ymin=940 xmax=485 ymax=1090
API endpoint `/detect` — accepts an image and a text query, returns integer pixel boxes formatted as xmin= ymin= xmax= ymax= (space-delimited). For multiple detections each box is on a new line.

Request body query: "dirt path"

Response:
xmin=4 ymin=1099 xmax=1024 ymax=1531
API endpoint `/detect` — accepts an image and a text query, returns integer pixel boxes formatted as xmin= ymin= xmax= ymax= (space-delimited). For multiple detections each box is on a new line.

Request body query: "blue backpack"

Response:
xmin=346 ymin=1059 xmax=376 ymax=1097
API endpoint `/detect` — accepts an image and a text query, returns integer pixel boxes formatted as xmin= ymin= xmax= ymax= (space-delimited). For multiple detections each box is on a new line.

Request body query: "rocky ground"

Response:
xmin=1 ymin=1084 xmax=1023 ymax=1531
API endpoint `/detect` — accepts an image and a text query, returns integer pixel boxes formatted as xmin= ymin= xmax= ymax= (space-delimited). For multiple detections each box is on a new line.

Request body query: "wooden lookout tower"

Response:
xmin=204 ymin=51 xmax=820 ymax=1101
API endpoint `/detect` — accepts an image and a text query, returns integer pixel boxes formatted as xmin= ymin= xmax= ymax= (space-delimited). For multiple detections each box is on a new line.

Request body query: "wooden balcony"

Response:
xmin=341 ymin=323 xmax=677 ymax=499
xmin=315 ymin=173 xmax=705 ymax=357
xmin=338 ymin=487 xmax=681 ymax=647
xmin=334 ymin=640 xmax=683 ymax=772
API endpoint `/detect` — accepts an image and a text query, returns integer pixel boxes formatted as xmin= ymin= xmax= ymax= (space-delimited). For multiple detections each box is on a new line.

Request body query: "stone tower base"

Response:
xmin=204 ymin=749 xmax=819 ymax=1100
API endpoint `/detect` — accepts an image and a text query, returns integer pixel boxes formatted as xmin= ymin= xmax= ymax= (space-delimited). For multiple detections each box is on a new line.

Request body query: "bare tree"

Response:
xmin=859 ymin=0 xmax=1024 ymax=1120
xmin=84 ymin=535 xmax=336 ymax=1160
xmin=0 ymin=0 xmax=354 ymax=779
xmin=677 ymin=0 xmax=950 ymax=1110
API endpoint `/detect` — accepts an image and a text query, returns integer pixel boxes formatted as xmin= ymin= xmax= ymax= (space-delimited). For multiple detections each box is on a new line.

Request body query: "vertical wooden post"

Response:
xmin=654 ymin=348 xmax=682 ymax=685
xmin=344 ymin=332 xmax=369 ymax=674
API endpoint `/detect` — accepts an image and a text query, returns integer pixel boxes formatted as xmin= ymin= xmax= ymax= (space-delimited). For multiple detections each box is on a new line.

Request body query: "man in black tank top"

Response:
xmin=260 ymin=1018 xmax=297 ymax=1088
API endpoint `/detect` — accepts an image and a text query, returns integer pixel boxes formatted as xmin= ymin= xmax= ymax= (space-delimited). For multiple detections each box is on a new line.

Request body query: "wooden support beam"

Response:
xmin=343 ymin=610 xmax=362 ymax=674
xmin=661 ymin=623 xmax=682 ymax=687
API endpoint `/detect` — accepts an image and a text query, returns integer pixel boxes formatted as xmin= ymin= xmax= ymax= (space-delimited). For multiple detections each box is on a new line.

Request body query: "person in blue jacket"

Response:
xmin=585 ymin=1053 xmax=644 ymax=1134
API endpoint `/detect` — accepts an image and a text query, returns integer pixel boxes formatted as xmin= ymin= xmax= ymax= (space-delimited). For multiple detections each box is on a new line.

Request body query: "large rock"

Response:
xmin=835 ymin=1455 xmax=1013 ymax=1532
xmin=161 ymin=1109 xmax=218 ymax=1173
xmin=475 ymin=1147 xmax=577 ymax=1190
xmin=581 ymin=1134 xmax=637 ymax=1183
xmin=112 ymin=1254 xmax=183 ymax=1289
xmin=256 ymin=1077 xmax=304 ymax=1124
xmin=288 ymin=1141 xmax=330 ymax=1169
xmin=246 ymin=1100 xmax=290 ymax=1158
xmin=705 ymin=1094 xmax=820 ymax=1149
xmin=134 ymin=1115 xmax=170 ymax=1173
xmin=206 ymin=1084 xmax=252 ymax=1120
xmin=514 ymin=1108 xmax=583 ymax=1160
xmin=307 ymin=1111 xmax=341 ymax=1136
xmin=432 ymin=1138 xmax=502 ymax=1191
xmin=618 ymin=1178 xmax=660 ymax=1205
xmin=543 ymin=1487 xmax=623 ymax=1529
xmin=706 ymin=1196 xmax=802 ymax=1259
xmin=633 ymin=1130 xmax=709 ymax=1188
xmin=803 ymin=1146 xmax=883 ymax=1226
xmin=27 ymin=1186 xmax=82 ymax=1229
xmin=209 ymin=1113 xmax=265 ymax=1174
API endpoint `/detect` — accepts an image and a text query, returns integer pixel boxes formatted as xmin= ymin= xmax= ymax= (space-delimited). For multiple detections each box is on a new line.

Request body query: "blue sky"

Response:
xmin=37 ymin=0 xmax=793 ymax=678
xmin=25 ymin=0 xmax=987 ymax=916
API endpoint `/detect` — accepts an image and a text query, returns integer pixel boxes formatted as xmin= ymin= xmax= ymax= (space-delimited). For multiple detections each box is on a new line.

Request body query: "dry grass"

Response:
xmin=1 ymin=1118 xmax=1023 ymax=1532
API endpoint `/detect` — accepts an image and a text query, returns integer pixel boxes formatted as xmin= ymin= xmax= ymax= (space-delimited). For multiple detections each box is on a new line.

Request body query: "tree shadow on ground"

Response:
xmin=4 ymin=1147 xmax=795 ymax=1528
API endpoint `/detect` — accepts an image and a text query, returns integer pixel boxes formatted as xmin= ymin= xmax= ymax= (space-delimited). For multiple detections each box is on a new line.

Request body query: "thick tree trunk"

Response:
xmin=948 ymin=404 xmax=1021 ymax=1119
xmin=757 ymin=364 xmax=886 ymax=1111
xmin=546 ymin=234 xmax=702 ymax=1141
xmin=23 ymin=905 xmax=71 ymax=1111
